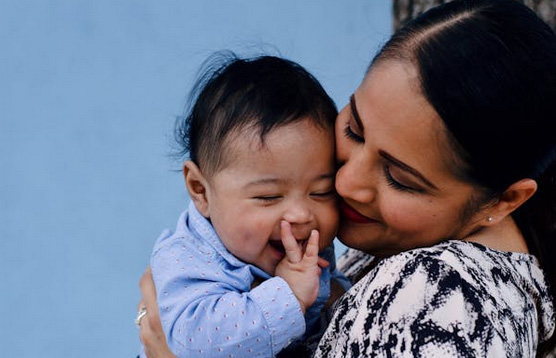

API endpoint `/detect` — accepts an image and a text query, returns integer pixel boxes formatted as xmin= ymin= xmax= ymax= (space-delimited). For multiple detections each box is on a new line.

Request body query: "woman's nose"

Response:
xmin=335 ymin=156 xmax=375 ymax=204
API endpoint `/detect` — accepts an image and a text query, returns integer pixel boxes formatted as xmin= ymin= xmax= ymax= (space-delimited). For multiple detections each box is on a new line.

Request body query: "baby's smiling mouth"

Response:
xmin=269 ymin=240 xmax=286 ymax=253
xmin=269 ymin=239 xmax=308 ymax=253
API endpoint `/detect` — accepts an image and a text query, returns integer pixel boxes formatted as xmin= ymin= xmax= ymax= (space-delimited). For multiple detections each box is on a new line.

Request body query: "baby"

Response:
xmin=144 ymin=54 xmax=349 ymax=358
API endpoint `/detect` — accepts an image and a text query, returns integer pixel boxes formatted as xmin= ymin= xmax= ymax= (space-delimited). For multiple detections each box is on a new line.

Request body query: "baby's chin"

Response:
xmin=319 ymin=235 xmax=336 ymax=251
xmin=261 ymin=261 xmax=280 ymax=277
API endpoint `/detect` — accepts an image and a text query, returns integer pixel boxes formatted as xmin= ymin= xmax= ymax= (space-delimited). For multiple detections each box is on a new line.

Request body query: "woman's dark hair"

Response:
xmin=372 ymin=0 xmax=556 ymax=354
xmin=175 ymin=52 xmax=337 ymax=176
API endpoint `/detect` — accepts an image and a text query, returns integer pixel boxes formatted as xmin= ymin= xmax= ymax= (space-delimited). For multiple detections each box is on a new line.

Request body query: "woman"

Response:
xmin=137 ymin=0 xmax=556 ymax=356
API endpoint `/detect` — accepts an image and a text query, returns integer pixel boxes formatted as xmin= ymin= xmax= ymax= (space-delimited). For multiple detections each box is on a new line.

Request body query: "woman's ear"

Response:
xmin=183 ymin=161 xmax=210 ymax=218
xmin=484 ymin=179 xmax=537 ymax=225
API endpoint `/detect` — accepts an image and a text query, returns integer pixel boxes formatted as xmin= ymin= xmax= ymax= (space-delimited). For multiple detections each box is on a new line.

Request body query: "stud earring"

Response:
xmin=487 ymin=217 xmax=494 ymax=222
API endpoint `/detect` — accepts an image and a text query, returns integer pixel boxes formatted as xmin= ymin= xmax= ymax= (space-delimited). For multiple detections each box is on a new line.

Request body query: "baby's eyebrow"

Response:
xmin=242 ymin=178 xmax=282 ymax=189
xmin=243 ymin=173 xmax=334 ymax=189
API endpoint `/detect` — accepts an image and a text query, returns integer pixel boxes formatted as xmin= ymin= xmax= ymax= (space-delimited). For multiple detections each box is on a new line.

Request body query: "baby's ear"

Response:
xmin=183 ymin=161 xmax=210 ymax=218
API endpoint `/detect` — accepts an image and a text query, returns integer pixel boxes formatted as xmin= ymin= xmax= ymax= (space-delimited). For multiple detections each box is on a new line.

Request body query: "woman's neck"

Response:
xmin=463 ymin=216 xmax=529 ymax=254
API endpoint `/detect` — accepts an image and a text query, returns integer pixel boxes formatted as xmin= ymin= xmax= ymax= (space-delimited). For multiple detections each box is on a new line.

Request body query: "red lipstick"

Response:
xmin=339 ymin=200 xmax=377 ymax=224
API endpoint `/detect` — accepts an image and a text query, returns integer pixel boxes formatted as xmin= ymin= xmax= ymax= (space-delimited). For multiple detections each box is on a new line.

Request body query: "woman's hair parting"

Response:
xmin=373 ymin=0 xmax=556 ymax=354
xmin=175 ymin=52 xmax=337 ymax=176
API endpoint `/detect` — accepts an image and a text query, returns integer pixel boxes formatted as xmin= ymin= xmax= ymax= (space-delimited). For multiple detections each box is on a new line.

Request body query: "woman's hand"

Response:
xmin=137 ymin=267 xmax=177 ymax=358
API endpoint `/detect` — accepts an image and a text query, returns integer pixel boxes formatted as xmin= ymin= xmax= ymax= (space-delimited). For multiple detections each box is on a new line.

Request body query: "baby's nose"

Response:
xmin=283 ymin=203 xmax=314 ymax=225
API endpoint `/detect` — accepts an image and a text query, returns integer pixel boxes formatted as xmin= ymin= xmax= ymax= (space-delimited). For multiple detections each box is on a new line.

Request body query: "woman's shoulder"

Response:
xmin=343 ymin=240 xmax=546 ymax=291
xmin=393 ymin=240 xmax=547 ymax=291
xmin=319 ymin=241 xmax=554 ymax=357
xmin=339 ymin=240 xmax=554 ymax=331
xmin=336 ymin=247 xmax=376 ymax=283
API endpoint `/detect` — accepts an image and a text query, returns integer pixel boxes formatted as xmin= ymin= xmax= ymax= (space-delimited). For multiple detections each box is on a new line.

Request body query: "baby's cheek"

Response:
xmin=240 ymin=218 xmax=271 ymax=242
xmin=319 ymin=210 xmax=340 ymax=250
xmin=319 ymin=230 xmax=335 ymax=250
xmin=268 ymin=222 xmax=282 ymax=240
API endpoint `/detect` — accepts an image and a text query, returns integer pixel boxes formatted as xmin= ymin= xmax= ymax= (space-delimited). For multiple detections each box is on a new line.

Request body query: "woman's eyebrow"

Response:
xmin=349 ymin=95 xmax=364 ymax=130
xmin=379 ymin=150 xmax=439 ymax=190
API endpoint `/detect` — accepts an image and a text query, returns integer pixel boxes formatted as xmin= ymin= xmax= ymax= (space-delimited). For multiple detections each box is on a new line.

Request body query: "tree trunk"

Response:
xmin=392 ymin=0 xmax=556 ymax=31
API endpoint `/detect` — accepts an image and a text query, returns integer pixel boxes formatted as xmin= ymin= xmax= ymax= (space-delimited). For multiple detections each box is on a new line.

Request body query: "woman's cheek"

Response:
xmin=381 ymin=201 xmax=435 ymax=234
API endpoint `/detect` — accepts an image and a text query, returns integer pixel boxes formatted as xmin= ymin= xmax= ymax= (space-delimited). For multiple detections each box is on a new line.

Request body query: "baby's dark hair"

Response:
xmin=175 ymin=52 xmax=338 ymax=176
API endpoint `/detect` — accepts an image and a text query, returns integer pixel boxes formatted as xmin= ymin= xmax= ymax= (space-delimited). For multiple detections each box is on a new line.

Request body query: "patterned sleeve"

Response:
xmin=336 ymin=248 xmax=376 ymax=284
xmin=315 ymin=252 xmax=504 ymax=358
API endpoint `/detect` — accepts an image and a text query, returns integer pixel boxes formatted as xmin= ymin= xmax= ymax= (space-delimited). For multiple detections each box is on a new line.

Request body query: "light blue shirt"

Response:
xmin=144 ymin=201 xmax=347 ymax=358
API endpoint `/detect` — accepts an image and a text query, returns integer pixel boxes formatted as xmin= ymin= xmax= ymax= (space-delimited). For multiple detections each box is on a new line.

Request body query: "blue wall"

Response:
xmin=0 ymin=1 xmax=390 ymax=357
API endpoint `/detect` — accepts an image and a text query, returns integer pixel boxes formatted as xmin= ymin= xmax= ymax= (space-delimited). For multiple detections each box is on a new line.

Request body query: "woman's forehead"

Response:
xmin=354 ymin=62 xmax=462 ymax=186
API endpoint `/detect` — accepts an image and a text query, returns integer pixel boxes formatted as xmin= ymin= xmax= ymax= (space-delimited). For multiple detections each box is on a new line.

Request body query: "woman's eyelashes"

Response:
xmin=344 ymin=123 xmax=364 ymax=143
xmin=383 ymin=165 xmax=424 ymax=193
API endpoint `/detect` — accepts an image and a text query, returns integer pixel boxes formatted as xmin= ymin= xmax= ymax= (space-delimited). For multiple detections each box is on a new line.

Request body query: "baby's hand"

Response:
xmin=275 ymin=221 xmax=328 ymax=314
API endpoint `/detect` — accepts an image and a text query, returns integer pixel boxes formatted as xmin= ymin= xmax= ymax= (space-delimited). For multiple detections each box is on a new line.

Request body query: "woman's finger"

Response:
xmin=138 ymin=267 xmax=177 ymax=358
xmin=281 ymin=220 xmax=302 ymax=263
xmin=137 ymin=300 xmax=146 ymax=312
xmin=139 ymin=268 xmax=158 ymax=311
xmin=139 ymin=268 xmax=155 ymax=298
xmin=138 ymin=267 xmax=160 ymax=335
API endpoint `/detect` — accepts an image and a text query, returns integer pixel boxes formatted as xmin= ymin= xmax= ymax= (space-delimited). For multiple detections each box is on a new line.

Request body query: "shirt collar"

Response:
xmin=184 ymin=200 xmax=271 ymax=280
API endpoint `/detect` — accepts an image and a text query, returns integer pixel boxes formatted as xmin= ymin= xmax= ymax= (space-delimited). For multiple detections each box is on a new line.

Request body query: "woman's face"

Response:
xmin=335 ymin=61 xmax=483 ymax=257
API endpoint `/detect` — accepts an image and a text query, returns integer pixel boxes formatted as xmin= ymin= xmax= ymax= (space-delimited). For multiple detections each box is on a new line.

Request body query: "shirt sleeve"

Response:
xmin=151 ymin=233 xmax=305 ymax=358
xmin=316 ymin=253 xmax=504 ymax=358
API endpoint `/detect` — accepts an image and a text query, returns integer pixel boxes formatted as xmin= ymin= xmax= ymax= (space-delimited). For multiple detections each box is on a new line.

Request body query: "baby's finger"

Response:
xmin=302 ymin=230 xmax=320 ymax=264
xmin=281 ymin=221 xmax=302 ymax=264
xmin=317 ymin=257 xmax=330 ymax=269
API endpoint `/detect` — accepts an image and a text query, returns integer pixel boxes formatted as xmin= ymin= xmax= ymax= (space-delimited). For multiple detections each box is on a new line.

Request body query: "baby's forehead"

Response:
xmin=229 ymin=118 xmax=332 ymax=147
xmin=212 ymin=118 xmax=334 ymax=171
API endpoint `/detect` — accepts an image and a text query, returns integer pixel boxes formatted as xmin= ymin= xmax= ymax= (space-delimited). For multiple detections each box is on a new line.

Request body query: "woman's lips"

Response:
xmin=339 ymin=200 xmax=377 ymax=224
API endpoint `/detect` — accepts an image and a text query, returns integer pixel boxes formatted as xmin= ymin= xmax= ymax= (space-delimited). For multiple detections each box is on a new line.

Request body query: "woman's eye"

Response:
xmin=345 ymin=96 xmax=364 ymax=143
xmin=343 ymin=114 xmax=364 ymax=143
xmin=344 ymin=124 xmax=364 ymax=143
xmin=383 ymin=165 xmax=423 ymax=193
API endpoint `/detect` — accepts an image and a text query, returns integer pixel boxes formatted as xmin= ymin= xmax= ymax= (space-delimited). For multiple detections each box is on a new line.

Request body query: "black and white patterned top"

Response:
xmin=314 ymin=240 xmax=555 ymax=358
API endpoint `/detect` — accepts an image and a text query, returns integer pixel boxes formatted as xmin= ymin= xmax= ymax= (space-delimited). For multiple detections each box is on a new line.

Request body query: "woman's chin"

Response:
xmin=337 ymin=226 xmax=380 ymax=253
xmin=337 ymin=236 xmax=370 ymax=254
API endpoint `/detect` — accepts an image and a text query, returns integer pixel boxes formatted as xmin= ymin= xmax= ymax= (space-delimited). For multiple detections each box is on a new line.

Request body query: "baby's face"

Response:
xmin=205 ymin=118 xmax=339 ymax=275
